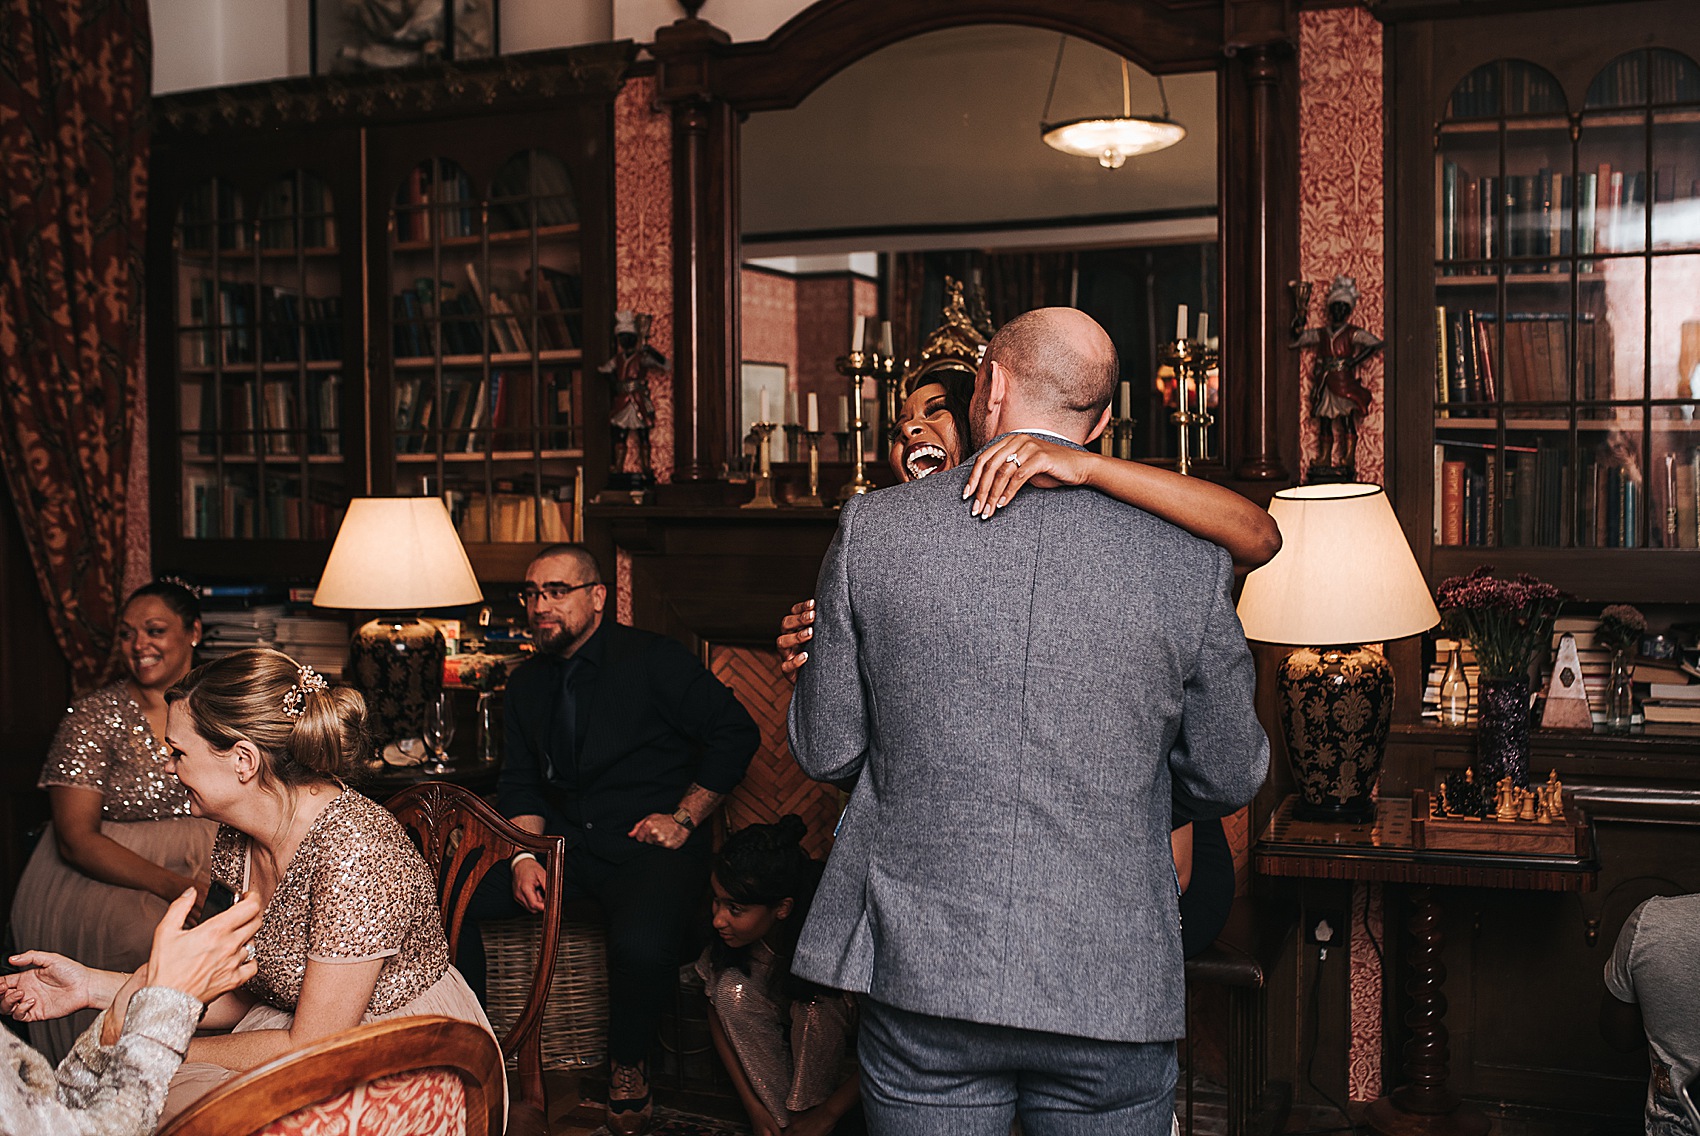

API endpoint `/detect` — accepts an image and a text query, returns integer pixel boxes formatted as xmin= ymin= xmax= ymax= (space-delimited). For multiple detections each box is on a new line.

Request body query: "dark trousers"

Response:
xmin=858 ymin=999 xmax=1177 ymax=1136
xmin=458 ymin=842 xmax=709 ymax=1066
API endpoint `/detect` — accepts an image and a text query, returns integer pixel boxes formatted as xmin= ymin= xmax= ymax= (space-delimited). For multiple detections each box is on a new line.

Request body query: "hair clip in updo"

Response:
xmin=157 ymin=575 xmax=198 ymax=595
xmin=282 ymin=665 xmax=330 ymax=718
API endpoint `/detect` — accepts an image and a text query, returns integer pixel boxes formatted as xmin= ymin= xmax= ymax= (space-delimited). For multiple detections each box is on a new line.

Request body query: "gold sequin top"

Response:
xmin=38 ymin=684 xmax=192 ymax=822
xmin=210 ymin=791 xmax=449 ymax=1016
xmin=695 ymin=942 xmax=857 ymax=1123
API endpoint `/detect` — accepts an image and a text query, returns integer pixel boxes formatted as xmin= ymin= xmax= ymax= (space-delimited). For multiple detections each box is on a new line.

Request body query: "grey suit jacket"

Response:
xmin=787 ymin=436 xmax=1268 ymax=1043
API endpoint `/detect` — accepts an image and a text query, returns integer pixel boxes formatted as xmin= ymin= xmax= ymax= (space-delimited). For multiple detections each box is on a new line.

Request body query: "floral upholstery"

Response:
xmin=248 ymin=1069 xmax=467 ymax=1136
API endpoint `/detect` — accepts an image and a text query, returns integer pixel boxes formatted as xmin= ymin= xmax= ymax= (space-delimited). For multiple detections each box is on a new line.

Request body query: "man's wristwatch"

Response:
xmin=671 ymin=809 xmax=696 ymax=832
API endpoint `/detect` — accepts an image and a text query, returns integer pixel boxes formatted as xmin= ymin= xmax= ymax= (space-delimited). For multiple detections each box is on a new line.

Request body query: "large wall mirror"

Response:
xmin=735 ymin=25 xmax=1221 ymax=477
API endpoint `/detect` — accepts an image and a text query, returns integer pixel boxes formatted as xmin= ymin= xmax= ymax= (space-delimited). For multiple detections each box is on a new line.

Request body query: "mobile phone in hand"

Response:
xmin=203 ymin=881 xmax=237 ymax=921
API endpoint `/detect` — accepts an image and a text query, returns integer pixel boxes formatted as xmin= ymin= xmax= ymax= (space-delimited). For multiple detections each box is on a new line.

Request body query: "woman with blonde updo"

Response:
xmin=4 ymin=647 xmax=498 ymax=1124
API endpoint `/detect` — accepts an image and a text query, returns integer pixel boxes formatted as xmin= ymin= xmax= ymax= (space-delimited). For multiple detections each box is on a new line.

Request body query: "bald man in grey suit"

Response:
xmin=787 ymin=308 xmax=1268 ymax=1135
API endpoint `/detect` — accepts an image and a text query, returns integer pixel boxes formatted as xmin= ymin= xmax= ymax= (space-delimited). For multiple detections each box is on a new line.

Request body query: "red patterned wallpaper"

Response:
xmin=797 ymin=277 xmax=857 ymax=432
xmin=741 ymin=268 xmax=799 ymax=380
xmin=1298 ymin=6 xmax=1387 ymax=488
xmin=614 ymin=76 xmax=675 ymax=485
xmin=1300 ymin=6 xmax=1389 ymax=1103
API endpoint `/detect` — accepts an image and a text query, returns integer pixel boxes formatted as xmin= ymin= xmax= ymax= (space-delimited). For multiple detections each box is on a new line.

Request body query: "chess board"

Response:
xmin=1410 ymin=787 xmax=1589 ymax=856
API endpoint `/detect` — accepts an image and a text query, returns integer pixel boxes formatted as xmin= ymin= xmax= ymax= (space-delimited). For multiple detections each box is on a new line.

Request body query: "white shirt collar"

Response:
xmin=1011 ymin=428 xmax=1076 ymax=443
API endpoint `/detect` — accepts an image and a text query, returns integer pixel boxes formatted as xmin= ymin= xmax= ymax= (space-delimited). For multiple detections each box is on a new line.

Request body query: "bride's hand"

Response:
xmin=776 ymin=600 xmax=815 ymax=680
xmin=2 ymin=952 xmax=95 ymax=1021
xmin=964 ymin=434 xmax=1098 ymax=520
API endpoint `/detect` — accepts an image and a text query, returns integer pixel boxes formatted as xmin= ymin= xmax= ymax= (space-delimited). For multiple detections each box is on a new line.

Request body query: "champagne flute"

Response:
xmin=422 ymin=692 xmax=455 ymax=773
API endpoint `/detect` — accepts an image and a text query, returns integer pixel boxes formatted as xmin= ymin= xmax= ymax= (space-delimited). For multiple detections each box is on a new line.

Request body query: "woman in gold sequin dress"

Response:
xmin=699 ymin=817 xmax=861 ymax=1136
xmin=8 ymin=581 xmax=218 ymax=1065
xmin=145 ymin=647 xmax=499 ymax=1124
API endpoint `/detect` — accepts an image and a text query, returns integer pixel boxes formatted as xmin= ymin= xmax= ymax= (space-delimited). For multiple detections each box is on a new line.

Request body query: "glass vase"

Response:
xmin=1606 ymin=649 xmax=1635 ymax=732
xmin=475 ymin=691 xmax=502 ymax=764
xmin=1475 ymin=676 xmax=1531 ymax=788
xmin=1438 ymin=650 xmax=1471 ymax=726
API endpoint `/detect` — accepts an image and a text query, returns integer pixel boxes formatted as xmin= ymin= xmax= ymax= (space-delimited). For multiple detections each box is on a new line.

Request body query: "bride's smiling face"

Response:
xmin=888 ymin=382 xmax=963 ymax=483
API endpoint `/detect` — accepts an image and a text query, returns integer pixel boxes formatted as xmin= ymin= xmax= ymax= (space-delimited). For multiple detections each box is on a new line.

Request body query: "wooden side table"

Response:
xmin=1255 ymin=796 xmax=1598 ymax=1136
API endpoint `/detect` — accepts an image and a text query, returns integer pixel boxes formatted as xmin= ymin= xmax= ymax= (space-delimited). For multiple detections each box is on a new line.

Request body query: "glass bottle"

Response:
xmin=475 ymin=691 xmax=502 ymax=764
xmin=1439 ymin=650 xmax=1470 ymax=726
xmin=1606 ymin=648 xmax=1635 ymax=731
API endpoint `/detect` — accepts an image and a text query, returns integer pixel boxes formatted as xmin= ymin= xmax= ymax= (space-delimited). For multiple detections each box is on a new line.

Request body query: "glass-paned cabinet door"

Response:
xmin=175 ymin=171 xmax=348 ymax=542
xmin=387 ymin=150 xmax=584 ymax=545
xmin=1433 ymin=53 xmax=1700 ymax=550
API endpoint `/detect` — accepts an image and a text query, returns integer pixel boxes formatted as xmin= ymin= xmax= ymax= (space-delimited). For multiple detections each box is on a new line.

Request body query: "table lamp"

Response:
xmin=1237 ymin=484 xmax=1439 ymax=823
xmin=313 ymin=497 xmax=484 ymax=748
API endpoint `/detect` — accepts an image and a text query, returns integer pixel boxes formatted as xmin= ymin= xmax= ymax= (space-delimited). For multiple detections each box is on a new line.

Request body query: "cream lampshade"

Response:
xmin=314 ymin=498 xmax=484 ymax=747
xmin=1238 ymin=484 xmax=1439 ymax=822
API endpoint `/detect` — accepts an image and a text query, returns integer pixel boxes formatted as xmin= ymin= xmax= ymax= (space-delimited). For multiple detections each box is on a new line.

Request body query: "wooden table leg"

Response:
xmin=1364 ymin=886 xmax=1490 ymax=1136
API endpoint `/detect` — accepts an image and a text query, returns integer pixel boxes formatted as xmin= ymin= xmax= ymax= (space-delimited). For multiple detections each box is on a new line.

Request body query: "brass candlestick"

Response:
xmin=836 ymin=351 xmax=878 ymax=500
xmin=783 ymin=423 xmax=804 ymax=463
xmin=1160 ymin=339 xmax=1218 ymax=476
xmin=742 ymin=422 xmax=779 ymax=509
xmin=796 ymin=430 xmax=826 ymax=507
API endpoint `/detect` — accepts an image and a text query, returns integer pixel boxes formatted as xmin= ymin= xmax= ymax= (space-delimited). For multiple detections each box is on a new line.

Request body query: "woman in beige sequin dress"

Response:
xmin=699 ymin=817 xmax=861 ymax=1136
xmin=8 ymin=582 xmax=217 ymax=1065
xmin=150 ymin=648 xmax=497 ymax=1125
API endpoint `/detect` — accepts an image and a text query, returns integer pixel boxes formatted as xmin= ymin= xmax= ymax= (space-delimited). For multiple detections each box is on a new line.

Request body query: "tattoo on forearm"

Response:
xmin=677 ymin=784 xmax=724 ymax=824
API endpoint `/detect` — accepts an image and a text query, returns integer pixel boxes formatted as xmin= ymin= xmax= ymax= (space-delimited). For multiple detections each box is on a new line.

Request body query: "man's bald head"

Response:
xmin=976 ymin=308 xmax=1119 ymax=440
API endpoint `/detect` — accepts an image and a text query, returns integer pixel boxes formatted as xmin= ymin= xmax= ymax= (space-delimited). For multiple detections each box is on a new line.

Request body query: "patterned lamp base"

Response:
xmin=347 ymin=616 xmax=446 ymax=748
xmin=1278 ymin=644 xmax=1394 ymax=823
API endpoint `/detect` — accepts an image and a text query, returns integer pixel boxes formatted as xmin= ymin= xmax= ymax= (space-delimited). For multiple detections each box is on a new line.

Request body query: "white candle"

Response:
xmin=851 ymin=316 xmax=866 ymax=353
xmin=1197 ymin=313 xmax=1209 ymax=343
xmin=807 ymin=392 xmax=820 ymax=432
xmin=839 ymin=395 xmax=850 ymax=429
xmin=879 ymin=320 xmax=894 ymax=356
xmin=787 ymin=389 xmax=798 ymax=424
xmin=1176 ymin=304 xmax=1189 ymax=342
xmin=759 ymin=387 xmax=770 ymax=424
xmin=1118 ymin=382 xmax=1131 ymax=418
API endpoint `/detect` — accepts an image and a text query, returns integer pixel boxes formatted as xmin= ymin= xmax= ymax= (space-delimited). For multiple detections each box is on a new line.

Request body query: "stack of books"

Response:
xmin=199 ymin=602 xmax=286 ymax=660
xmin=1643 ymin=683 xmax=1700 ymax=726
xmin=273 ymin=614 xmax=350 ymax=680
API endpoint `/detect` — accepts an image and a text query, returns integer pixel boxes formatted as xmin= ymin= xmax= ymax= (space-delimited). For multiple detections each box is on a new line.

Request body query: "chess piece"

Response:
xmin=1534 ymin=787 xmax=1553 ymax=824
xmin=1546 ymin=773 xmax=1565 ymax=821
xmin=1541 ymin=634 xmax=1595 ymax=730
xmin=1496 ymin=778 xmax=1518 ymax=821
xmin=1518 ymin=791 xmax=1538 ymax=822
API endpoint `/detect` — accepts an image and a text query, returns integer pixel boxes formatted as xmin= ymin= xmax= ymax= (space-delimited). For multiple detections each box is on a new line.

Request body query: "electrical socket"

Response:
xmin=1309 ymin=913 xmax=1341 ymax=945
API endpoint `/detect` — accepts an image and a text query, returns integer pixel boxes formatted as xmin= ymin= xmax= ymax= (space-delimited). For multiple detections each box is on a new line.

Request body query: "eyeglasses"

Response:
xmin=513 ymin=582 xmax=599 ymax=605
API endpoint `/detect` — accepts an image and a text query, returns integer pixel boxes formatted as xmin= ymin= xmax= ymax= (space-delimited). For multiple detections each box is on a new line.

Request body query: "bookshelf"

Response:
xmin=1400 ymin=33 xmax=1700 ymax=596
xmin=146 ymin=48 xmax=630 ymax=581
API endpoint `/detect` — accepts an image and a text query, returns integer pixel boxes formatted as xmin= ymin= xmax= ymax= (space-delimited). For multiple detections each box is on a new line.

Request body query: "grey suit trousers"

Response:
xmin=860 ymin=998 xmax=1177 ymax=1136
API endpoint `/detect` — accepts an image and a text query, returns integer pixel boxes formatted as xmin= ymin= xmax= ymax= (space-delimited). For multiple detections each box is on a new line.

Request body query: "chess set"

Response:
xmin=1410 ymin=769 xmax=1589 ymax=856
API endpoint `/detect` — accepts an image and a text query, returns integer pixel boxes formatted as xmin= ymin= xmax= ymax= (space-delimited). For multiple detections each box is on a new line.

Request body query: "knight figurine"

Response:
xmin=597 ymin=310 xmax=666 ymax=503
xmin=1290 ymin=275 xmax=1383 ymax=481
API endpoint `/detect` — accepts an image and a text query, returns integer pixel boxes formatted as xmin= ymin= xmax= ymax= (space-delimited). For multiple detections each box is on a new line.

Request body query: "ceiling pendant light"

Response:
xmin=1040 ymin=37 xmax=1186 ymax=169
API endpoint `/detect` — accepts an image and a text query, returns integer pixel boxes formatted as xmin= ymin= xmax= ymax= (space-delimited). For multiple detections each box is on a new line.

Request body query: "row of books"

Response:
xmin=392 ymin=369 xmax=575 ymax=454
xmin=489 ymin=154 xmax=576 ymax=231
xmin=1588 ymin=52 xmax=1700 ymax=110
xmin=393 ymin=265 xmax=583 ymax=359
xmin=393 ymin=155 xmax=576 ymax=241
xmin=1446 ymin=63 xmax=1562 ymax=120
xmin=455 ymin=493 xmax=576 ymax=543
xmin=1438 ymin=163 xmax=1696 ymax=267
xmin=180 ymin=181 xmax=249 ymax=253
xmin=181 ymin=476 xmax=346 ymax=541
xmin=183 ymin=279 xmax=343 ymax=366
xmin=395 ymin=163 xmax=476 ymax=242
xmin=1434 ymin=308 xmax=1615 ymax=412
xmin=182 ymin=374 xmax=342 ymax=457
xmin=1435 ymin=444 xmax=1700 ymax=548
xmin=256 ymin=176 xmax=337 ymax=250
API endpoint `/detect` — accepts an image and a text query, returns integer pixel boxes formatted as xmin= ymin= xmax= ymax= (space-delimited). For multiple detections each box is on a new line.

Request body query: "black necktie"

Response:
xmin=547 ymin=655 xmax=581 ymax=786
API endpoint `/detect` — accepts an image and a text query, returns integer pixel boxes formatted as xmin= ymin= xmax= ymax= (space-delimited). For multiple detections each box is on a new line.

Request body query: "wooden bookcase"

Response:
xmin=146 ymin=45 xmax=633 ymax=582
xmin=1389 ymin=2 xmax=1700 ymax=604
xmin=1381 ymin=3 xmax=1700 ymax=1117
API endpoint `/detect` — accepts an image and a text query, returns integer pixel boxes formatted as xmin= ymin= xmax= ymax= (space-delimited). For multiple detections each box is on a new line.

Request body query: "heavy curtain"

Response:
xmin=890 ymin=250 xmax=1080 ymax=360
xmin=0 ymin=0 xmax=152 ymax=692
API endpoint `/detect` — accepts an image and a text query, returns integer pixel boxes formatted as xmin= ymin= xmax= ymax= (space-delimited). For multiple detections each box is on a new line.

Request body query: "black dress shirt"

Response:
xmin=498 ymin=619 xmax=760 ymax=862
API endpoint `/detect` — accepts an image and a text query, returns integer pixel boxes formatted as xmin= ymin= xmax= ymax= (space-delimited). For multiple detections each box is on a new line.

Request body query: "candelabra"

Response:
xmin=796 ymin=430 xmax=826 ymax=507
xmin=1159 ymin=339 xmax=1218 ymax=476
xmin=741 ymin=422 xmax=779 ymax=509
xmin=835 ymin=351 xmax=880 ymax=500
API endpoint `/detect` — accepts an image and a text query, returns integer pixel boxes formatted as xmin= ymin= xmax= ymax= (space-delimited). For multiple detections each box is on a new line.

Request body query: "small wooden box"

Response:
xmin=1409 ymin=789 xmax=1589 ymax=856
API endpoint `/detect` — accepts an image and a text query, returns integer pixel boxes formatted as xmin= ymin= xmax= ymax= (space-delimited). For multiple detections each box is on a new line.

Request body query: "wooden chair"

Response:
xmin=386 ymin=781 xmax=567 ymax=1133
xmin=159 ymin=1016 xmax=502 ymax=1136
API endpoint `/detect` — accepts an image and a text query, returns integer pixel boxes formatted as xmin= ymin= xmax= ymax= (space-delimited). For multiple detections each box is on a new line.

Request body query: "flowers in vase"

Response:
xmin=1596 ymin=604 xmax=1646 ymax=657
xmin=1435 ymin=567 xmax=1565 ymax=681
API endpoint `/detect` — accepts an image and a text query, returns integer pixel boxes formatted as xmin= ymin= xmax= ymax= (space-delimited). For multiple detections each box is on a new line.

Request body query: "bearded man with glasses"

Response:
xmin=459 ymin=543 xmax=759 ymax=1135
